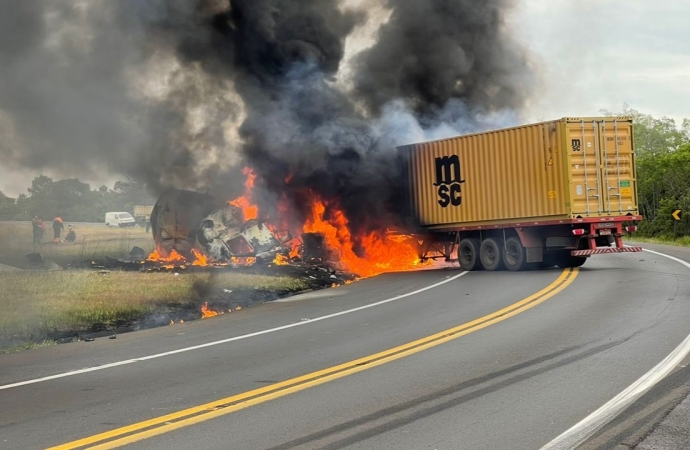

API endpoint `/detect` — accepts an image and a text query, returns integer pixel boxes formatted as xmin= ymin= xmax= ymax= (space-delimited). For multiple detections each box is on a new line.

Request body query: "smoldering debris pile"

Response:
xmin=92 ymin=244 xmax=356 ymax=290
xmin=88 ymin=188 xmax=358 ymax=294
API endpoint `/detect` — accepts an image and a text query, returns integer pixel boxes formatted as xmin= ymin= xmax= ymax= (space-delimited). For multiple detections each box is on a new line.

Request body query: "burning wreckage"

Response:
xmin=141 ymin=189 xmax=331 ymax=271
xmin=150 ymin=189 xmax=285 ymax=265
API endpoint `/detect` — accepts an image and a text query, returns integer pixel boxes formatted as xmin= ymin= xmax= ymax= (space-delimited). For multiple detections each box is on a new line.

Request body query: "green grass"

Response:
xmin=0 ymin=222 xmax=312 ymax=353
xmin=0 ymin=222 xmax=155 ymax=267
xmin=0 ymin=269 xmax=308 ymax=353
xmin=625 ymin=235 xmax=690 ymax=247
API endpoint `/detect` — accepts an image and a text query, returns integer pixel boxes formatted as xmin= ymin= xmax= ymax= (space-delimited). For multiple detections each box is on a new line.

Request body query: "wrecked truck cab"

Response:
xmin=151 ymin=189 xmax=288 ymax=265
xmin=196 ymin=205 xmax=286 ymax=264
xmin=238 ymin=221 xmax=286 ymax=263
xmin=196 ymin=204 xmax=244 ymax=262
xmin=150 ymin=189 xmax=218 ymax=261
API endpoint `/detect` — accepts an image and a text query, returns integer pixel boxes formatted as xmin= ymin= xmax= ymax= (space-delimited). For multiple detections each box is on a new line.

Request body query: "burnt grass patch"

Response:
xmin=0 ymin=262 xmax=356 ymax=352
xmin=78 ymin=264 xmax=356 ymax=340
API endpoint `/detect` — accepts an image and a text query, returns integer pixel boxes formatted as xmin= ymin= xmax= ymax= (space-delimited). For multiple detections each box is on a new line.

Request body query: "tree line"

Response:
xmin=602 ymin=106 xmax=690 ymax=238
xmin=0 ymin=176 xmax=155 ymax=223
xmin=1 ymin=106 xmax=689 ymax=237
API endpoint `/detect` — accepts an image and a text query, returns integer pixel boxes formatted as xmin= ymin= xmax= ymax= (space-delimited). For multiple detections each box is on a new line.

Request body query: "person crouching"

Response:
xmin=65 ymin=225 xmax=76 ymax=243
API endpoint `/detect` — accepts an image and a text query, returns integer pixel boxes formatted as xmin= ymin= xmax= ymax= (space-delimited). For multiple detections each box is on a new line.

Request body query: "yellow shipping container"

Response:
xmin=400 ymin=117 xmax=639 ymax=231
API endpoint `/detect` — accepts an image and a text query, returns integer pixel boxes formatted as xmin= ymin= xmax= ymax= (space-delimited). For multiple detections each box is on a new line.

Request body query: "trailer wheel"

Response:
xmin=480 ymin=238 xmax=505 ymax=271
xmin=458 ymin=238 xmax=482 ymax=271
xmin=503 ymin=237 xmax=527 ymax=271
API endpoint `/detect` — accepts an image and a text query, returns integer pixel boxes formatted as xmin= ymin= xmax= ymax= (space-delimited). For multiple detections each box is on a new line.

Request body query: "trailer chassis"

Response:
xmin=411 ymin=215 xmax=642 ymax=271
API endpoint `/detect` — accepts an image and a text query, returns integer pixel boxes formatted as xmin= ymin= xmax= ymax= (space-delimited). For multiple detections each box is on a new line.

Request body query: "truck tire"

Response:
xmin=458 ymin=238 xmax=482 ymax=271
xmin=504 ymin=237 xmax=527 ymax=271
xmin=480 ymin=238 xmax=505 ymax=271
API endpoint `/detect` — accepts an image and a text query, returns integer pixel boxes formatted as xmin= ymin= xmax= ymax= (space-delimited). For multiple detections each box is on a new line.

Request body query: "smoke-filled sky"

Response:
xmin=0 ymin=0 xmax=688 ymax=220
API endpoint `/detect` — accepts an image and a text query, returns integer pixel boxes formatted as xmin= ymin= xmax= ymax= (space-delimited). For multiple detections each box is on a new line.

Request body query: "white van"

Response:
xmin=105 ymin=212 xmax=136 ymax=227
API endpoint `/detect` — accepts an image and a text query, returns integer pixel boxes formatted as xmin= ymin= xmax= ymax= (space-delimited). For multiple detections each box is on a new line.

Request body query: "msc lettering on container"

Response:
xmin=434 ymin=155 xmax=465 ymax=207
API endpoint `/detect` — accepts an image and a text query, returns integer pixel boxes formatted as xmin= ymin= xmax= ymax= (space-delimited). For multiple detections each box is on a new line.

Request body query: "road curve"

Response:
xmin=1 ymin=245 xmax=689 ymax=449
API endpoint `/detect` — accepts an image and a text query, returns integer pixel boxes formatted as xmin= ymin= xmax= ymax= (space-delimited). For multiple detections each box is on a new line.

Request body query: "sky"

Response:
xmin=1 ymin=0 xmax=688 ymax=198
xmin=509 ymin=0 xmax=690 ymax=123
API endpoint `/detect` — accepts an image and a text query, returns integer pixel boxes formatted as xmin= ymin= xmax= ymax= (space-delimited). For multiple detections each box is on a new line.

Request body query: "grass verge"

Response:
xmin=0 ymin=270 xmax=309 ymax=354
xmin=625 ymin=235 xmax=690 ymax=247
xmin=0 ymin=222 xmax=154 ymax=268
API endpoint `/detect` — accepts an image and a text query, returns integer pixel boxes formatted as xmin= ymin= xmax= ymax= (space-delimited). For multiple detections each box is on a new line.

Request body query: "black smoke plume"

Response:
xmin=352 ymin=0 xmax=531 ymax=118
xmin=0 ymin=0 xmax=532 ymax=234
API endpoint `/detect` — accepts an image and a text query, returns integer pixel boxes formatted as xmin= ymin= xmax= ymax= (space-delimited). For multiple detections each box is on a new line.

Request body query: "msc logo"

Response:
xmin=434 ymin=155 xmax=465 ymax=207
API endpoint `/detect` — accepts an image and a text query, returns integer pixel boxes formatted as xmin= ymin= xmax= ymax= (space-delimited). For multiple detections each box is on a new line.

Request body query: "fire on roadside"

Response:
xmin=146 ymin=167 xmax=426 ymax=278
xmin=147 ymin=249 xmax=185 ymax=264
xmin=273 ymin=253 xmax=289 ymax=265
xmin=300 ymin=195 xmax=426 ymax=278
xmin=201 ymin=302 xmax=219 ymax=319
xmin=191 ymin=249 xmax=208 ymax=266
xmin=234 ymin=169 xmax=425 ymax=277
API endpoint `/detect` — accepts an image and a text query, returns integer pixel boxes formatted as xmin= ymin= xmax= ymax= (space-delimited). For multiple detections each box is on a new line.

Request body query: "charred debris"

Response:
xmin=91 ymin=188 xmax=357 ymax=289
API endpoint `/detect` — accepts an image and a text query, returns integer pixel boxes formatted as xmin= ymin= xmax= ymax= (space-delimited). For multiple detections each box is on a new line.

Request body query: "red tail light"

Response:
xmin=572 ymin=229 xmax=586 ymax=236
xmin=625 ymin=226 xmax=638 ymax=232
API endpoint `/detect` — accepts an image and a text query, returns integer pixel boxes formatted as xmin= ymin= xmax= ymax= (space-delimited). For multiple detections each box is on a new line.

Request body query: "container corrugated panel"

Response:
xmin=564 ymin=118 xmax=638 ymax=217
xmin=400 ymin=117 xmax=639 ymax=229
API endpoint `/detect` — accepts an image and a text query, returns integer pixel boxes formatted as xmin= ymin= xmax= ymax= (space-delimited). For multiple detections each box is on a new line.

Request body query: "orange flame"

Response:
xmin=302 ymin=197 xmax=423 ymax=278
xmin=146 ymin=167 xmax=426 ymax=276
xmin=147 ymin=248 xmax=211 ymax=268
xmin=273 ymin=254 xmax=289 ymax=265
xmin=229 ymin=256 xmax=257 ymax=266
xmin=147 ymin=249 xmax=185 ymax=263
xmin=191 ymin=248 xmax=208 ymax=266
xmin=229 ymin=196 xmax=258 ymax=222
xmin=228 ymin=167 xmax=259 ymax=221
xmin=201 ymin=302 xmax=219 ymax=319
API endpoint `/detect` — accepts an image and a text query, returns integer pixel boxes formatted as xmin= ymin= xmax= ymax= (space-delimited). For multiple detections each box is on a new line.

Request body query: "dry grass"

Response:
xmin=0 ymin=222 xmax=311 ymax=353
xmin=0 ymin=222 xmax=154 ymax=267
xmin=0 ymin=270 xmax=308 ymax=353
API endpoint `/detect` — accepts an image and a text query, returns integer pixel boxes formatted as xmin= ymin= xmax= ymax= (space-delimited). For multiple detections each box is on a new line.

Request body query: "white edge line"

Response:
xmin=541 ymin=248 xmax=690 ymax=449
xmin=0 ymin=271 xmax=468 ymax=391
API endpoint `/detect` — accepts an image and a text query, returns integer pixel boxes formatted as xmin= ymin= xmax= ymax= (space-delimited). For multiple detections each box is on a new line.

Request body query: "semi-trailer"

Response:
xmin=398 ymin=116 xmax=642 ymax=271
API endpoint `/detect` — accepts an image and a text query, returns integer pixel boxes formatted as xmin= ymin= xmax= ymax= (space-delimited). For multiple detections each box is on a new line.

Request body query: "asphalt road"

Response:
xmin=1 ymin=244 xmax=689 ymax=449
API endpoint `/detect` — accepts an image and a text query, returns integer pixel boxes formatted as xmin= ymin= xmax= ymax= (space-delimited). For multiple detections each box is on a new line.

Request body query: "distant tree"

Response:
xmin=113 ymin=179 xmax=155 ymax=204
xmin=1 ymin=175 xmax=158 ymax=222
xmin=682 ymin=119 xmax=690 ymax=142
xmin=0 ymin=191 xmax=17 ymax=220
xmin=27 ymin=175 xmax=54 ymax=197
xmin=601 ymin=104 xmax=687 ymax=155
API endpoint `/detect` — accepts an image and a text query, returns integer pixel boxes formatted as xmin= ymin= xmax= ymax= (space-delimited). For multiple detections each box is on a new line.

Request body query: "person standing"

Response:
xmin=38 ymin=216 xmax=46 ymax=243
xmin=52 ymin=216 xmax=64 ymax=243
xmin=31 ymin=216 xmax=40 ymax=244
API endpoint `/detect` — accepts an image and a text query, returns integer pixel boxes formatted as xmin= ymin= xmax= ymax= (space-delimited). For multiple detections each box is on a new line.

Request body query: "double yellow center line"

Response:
xmin=51 ymin=268 xmax=578 ymax=449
